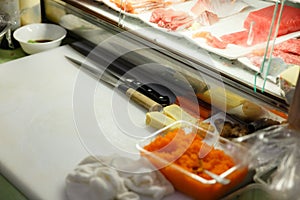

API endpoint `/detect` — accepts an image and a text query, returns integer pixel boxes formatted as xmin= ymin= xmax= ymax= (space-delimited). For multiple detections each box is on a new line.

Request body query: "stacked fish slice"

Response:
xmin=110 ymin=0 xmax=188 ymax=14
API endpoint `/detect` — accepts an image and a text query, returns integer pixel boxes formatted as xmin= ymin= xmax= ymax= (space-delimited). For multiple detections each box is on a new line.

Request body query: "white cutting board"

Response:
xmin=0 ymin=45 xmax=191 ymax=200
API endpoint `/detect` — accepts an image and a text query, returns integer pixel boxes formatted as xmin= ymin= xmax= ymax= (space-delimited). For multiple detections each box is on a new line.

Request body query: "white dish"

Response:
xmin=137 ymin=0 xmax=300 ymax=60
xmin=238 ymin=56 xmax=260 ymax=72
xmin=13 ymin=23 xmax=66 ymax=54
xmin=98 ymin=0 xmax=299 ymax=60
xmin=137 ymin=12 xmax=187 ymax=37
xmin=137 ymin=0 xmax=249 ymax=33
xmin=137 ymin=1 xmax=198 ymax=36
xmin=238 ymin=32 xmax=300 ymax=73
xmin=185 ymin=28 xmax=300 ymax=60
xmin=180 ymin=0 xmax=272 ymax=60
xmin=136 ymin=0 xmax=267 ymax=59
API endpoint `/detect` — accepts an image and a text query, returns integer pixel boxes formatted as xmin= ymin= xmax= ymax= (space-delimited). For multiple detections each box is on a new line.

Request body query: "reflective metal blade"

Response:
xmin=65 ymin=55 xmax=163 ymax=111
xmin=65 ymin=55 xmax=120 ymax=88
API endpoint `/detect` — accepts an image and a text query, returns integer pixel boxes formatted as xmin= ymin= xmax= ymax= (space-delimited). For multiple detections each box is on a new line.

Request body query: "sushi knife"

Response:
xmin=65 ymin=55 xmax=163 ymax=112
xmin=69 ymin=41 xmax=171 ymax=106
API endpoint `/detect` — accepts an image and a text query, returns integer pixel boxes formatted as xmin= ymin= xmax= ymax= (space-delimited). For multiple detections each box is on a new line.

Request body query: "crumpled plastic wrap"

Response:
xmin=0 ymin=13 xmax=10 ymax=41
xmin=0 ymin=12 xmax=15 ymax=48
xmin=246 ymin=124 xmax=300 ymax=200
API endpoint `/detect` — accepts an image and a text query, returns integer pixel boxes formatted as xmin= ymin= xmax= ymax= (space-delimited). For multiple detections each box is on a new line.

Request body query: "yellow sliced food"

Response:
xmin=198 ymin=121 xmax=215 ymax=135
xmin=163 ymin=104 xmax=199 ymax=124
xmin=146 ymin=105 xmax=214 ymax=134
xmin=145 ymin=111 xmax=176 ymax=129
xmin=241 ymin=100 xmax=264 ymax=121
xmin=280 ymin=65 xmax=299 ymax=86
xmin=197 ymin=87 xmax=245 ymax=111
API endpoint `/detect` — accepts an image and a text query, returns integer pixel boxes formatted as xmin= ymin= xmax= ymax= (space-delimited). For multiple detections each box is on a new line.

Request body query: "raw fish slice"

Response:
xmin=149 ymin=8 xmax=166 ymax=23
xmin=109 ymin=0 xmax=190 ymax=13
xmin=274 ymin=38 xmax=300 ymax=56
xmin=190 ymin=0 xmax=219 ymax=25
xmin=197 ymin=10 xmax=218 ymax=26
xmin=191 ymin=0 xmax=249 ymax=19
xmin=248 ymin=38 xmax=300 ymax=67
xmin=110 ymin=0 xmax=165 ymax=13
xmin=161 ymin=10 xmax=189 ymax=23
xmin=220 ymin=30 xmax=249 ymax=46
xmin=150 ymin=8 xmax=193 ymax=31
xmin=244 ymin=5 xmax=300 ymax=39
xmin=272 ymin=50 xmax=300 ymax=66
xmin=193 ymin=31 xmax=227 ymax=49
xmin=198 ymin=5 xmax=300 ymax=49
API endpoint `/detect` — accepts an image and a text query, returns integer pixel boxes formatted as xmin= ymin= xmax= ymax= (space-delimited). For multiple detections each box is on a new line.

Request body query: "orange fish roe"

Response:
xmin=143 ymin=128 xmax=235 ymax=180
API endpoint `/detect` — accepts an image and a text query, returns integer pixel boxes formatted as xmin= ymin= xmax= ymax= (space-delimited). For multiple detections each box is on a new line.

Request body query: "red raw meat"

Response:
xmin=193 ymin=31 xmax=227 ymax=49
xmin=244 ymin=5 xmax=300 ymax=43
xmin=167 ymin=17 xmax=193 ymax=31
xmin=220 ymin=5 xmax=300 ymax=47
xmin=248 ymin=51 xmax=300 ymax=68
xmin=206 ymin=35 xmax=227 ymax=49
xmin=150 ymin=8 xmax=193 ymax=31
xmin=162 ymin=10 xmax=188 ymax=22
xmin=220 ymin=30 xmax=268 ymax=47
xmin=272 ymin=50 xmax=300 ymax=65
xmin=272 ymin=38 xmax=300 ymax=65
xmin=274 ymin=38 xmax=300 ymax=56
xmin=150 ymin=8 xmax=165 ymax=23
xmin=205 ymin=5 xmax=300 ymax=49
xmin=197 ymin=11 xmax=218 ymax=26
xmin=249 ymin=38 xmax=300 ymax=67
xmin=220 ymin=30 xmax=248 ymax=45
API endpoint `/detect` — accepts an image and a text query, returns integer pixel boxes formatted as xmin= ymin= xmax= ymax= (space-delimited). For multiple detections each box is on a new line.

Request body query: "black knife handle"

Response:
xmin=117 ymin=84 xmax=163 ymax=112
xmin=127 ymin=80 xmax=170 ymax=106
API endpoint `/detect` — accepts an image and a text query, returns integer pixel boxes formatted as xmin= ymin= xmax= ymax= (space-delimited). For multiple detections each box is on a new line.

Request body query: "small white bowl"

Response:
xmin=13 ymin=23 xmax=67 ymax=54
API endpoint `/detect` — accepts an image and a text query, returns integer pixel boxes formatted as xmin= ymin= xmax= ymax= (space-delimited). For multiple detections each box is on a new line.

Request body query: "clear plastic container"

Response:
xmin=137 ymin=120 xmax=250 ymax=200
xmin=0 ymin=13 xmax=10 ymax=43
xmin=0 ymin=0 xmax=20 ymax=30
xmin=20 ymin=0 xmax=42 ymax=25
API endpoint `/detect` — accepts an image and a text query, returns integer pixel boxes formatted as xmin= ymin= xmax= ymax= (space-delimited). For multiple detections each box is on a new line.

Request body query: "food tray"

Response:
xmin=136 ymin=120 xmax=250 ymax=200
xmin=98 ymin=0 xmax=300 ymax=60
xmin=181 ymin=1 xmax=300 ymax=60
xmin=100 ymin=0 xmax=141 ymax=18
xmin=237 ymin=33 xmax=300 ymax=79
xmin=136 ymin=0 xmax=275 ymax=60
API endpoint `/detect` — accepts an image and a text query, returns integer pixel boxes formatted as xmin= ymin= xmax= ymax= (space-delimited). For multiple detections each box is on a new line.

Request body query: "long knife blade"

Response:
xmin=69 ymin=41 xmax=171 ymax=106
xmin=65 ymin=55 xmax=163 ymax=112
xmin=69 ymin=40 xmax=196 ymax=102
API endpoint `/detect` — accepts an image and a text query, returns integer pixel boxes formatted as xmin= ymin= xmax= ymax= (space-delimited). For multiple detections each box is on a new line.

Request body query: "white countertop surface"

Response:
xmin=0 ymin=45 xmax=190 ymax=200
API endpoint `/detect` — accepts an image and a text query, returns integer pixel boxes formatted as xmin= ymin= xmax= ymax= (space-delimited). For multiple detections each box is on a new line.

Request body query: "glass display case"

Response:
xmin=43 ymin=0 xmax=300 ymax=135
xmin=44 ymin=0 xmax=299 ymax=112
xmin=1 ymin=1 xmax=299 ymax=200
xmin=43 ymin=0 xmax=299 ymax=198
